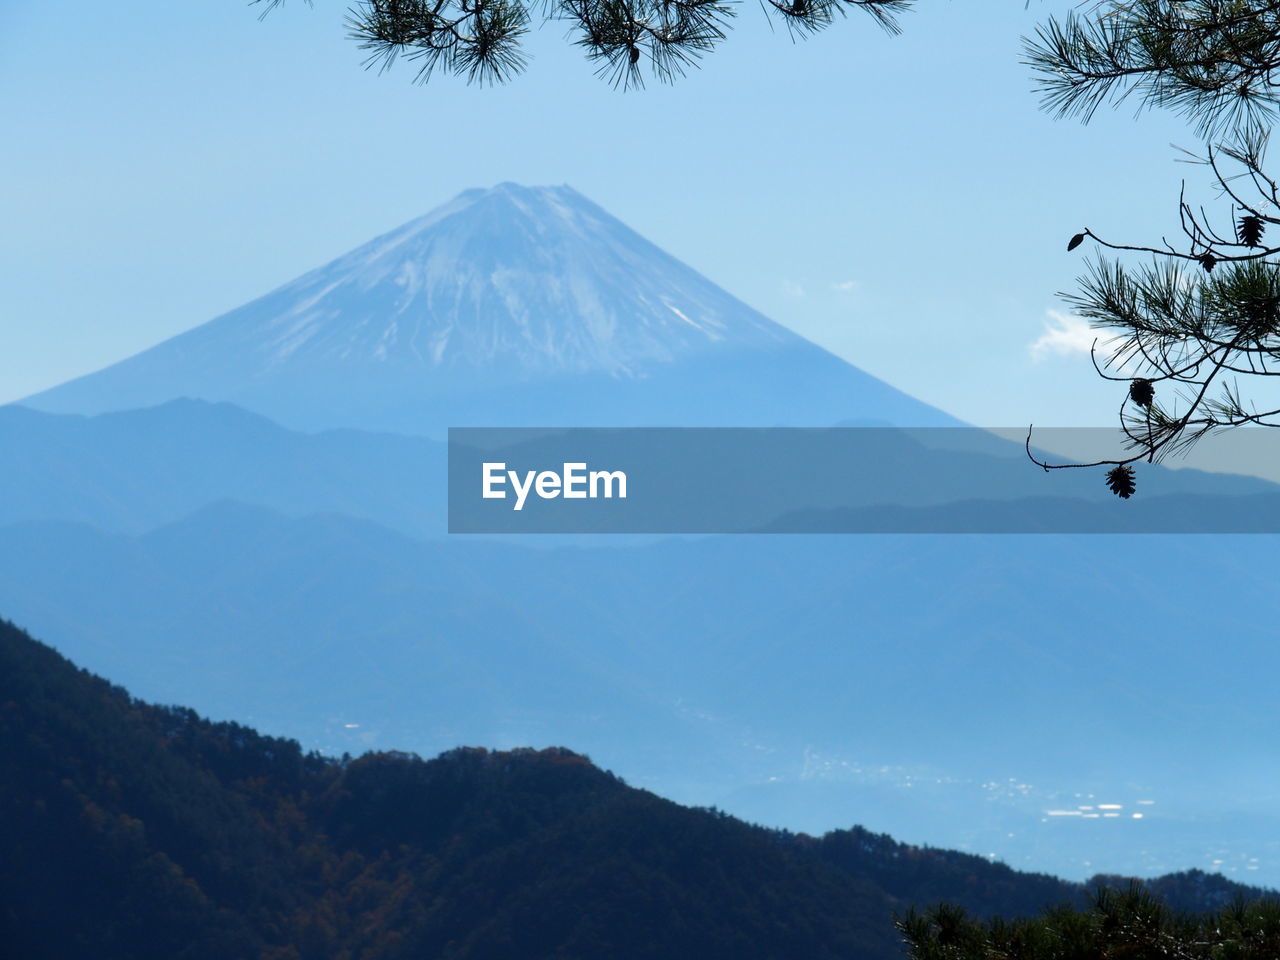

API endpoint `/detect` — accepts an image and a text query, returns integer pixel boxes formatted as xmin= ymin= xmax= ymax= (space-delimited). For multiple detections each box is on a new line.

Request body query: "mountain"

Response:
xmin=6 ymin=502 xmax=1280 ymax=883
xmin=22 ymin=184 xmax=955 ymax=433
xmin=0 ymin=399 xmax=446 ymax=536
xmin=3 ymin=617 xmax=1269 ymax=959
xmin=0 ymin=616 xmax=994 ymax=959
xmin=12 ymin=182 xmax=1279 ymax=900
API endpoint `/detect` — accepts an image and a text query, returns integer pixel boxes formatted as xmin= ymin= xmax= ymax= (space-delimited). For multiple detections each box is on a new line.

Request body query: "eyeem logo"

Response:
xmin=482 ymin=462 xmax=628 ymax=511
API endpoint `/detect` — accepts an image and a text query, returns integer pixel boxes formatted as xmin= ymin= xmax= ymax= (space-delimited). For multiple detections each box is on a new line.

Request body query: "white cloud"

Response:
xmin=831 ymin=280 xmax=859 ymax=294
xmin=1029 ymin=310 xmax=1113 ymax=362
xmin=782 ymin=279 xmax=806 ymax=298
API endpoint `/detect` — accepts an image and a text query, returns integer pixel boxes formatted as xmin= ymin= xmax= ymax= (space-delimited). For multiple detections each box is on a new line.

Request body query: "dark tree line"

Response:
xmin=899 ymin=883 xmax=1280 ymax=959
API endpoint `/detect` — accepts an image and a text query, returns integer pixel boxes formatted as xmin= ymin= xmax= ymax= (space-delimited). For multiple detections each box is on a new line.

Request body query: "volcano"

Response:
xmin=24 ymin=183 xmax=954 ymax=433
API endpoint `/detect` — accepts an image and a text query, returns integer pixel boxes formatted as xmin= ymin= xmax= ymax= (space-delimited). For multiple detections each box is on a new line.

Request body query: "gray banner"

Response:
xmin=447 ymin=427 xmax=1280 ymax=533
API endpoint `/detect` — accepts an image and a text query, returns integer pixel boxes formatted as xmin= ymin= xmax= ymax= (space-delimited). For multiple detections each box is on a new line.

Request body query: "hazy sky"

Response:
xmin=0 ymin=1 xmax=1223 ymax=426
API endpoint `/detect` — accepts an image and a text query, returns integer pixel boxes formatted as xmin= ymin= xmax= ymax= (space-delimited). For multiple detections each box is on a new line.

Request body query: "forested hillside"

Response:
xmin=0 ymin=619 xmax=1268 ymax=959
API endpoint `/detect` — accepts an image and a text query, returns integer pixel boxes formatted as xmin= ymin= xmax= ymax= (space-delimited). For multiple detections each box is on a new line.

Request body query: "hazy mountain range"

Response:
xmin=6 ymin=183 xmax=1278 ymax=888
xmin=6 ymin=500 xmax=1280 ymax=882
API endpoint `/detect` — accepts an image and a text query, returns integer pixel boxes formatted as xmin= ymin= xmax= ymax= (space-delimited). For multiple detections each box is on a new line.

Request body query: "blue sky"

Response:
xmin=1 ymin=1 xmax=1212 ymax=426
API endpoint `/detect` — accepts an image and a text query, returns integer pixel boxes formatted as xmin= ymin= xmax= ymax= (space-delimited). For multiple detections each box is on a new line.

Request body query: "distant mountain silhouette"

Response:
xmin=0 ymin=399 xmax=446 ymax=535
xmin=3 ymin=401 xmax=1277 ymax=537
xmin=22 ymin=184 xmax=956 ymax=433
xmin=2 ymin=618 xmax=1268 ymax=959
xmin=7 ymin=500 xmax=1280 ymax=882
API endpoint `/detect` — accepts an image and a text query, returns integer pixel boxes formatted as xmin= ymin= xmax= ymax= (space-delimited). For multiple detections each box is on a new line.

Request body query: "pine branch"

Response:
xmin=1025 ymin=1 xmax=1280 ymax=137
xmin=301 ymin=0 xmax=912 ymax=87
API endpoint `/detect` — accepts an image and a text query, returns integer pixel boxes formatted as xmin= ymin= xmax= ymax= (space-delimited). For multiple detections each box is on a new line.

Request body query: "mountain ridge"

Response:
xmin=2 ymin=616 xmax=1272 ymax=959
xmin=6 ymin=400 xmax=1276 ymax=539
xmin=7 ymin=498 xmax=1280 ymax=883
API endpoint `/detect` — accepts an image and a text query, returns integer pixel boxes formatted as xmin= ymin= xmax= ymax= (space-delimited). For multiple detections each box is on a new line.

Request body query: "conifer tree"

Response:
xmin=898 ymin=883 xmax=1280 ymax=959
xmin=1025 ymin=1 xmax=1280 ymax=496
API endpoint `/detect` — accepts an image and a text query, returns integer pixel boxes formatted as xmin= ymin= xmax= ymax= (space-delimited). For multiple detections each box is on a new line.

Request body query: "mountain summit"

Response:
xmin=24 ymin=184 xmax=954 ymax=432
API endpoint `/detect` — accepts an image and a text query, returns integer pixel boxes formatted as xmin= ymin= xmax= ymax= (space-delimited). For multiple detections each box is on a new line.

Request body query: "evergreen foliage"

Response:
xmin=1025 ymin=2 xmax=1280 ymax=494
xmin=253 ymin=0 xmax=911 ymax=88
xmin=899 ymin=883 xmax=1280 ymax=960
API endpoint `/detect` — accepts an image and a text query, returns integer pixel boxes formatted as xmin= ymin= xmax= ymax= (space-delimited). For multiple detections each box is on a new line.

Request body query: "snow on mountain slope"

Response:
xmin=23 ymin=183 xmax=957 ymax=433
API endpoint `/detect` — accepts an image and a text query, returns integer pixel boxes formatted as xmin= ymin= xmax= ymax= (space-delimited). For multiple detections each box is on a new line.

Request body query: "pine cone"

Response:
xmin=628 ymin=44 xmax=640 ymax=64
xmin=1105 ymin=464 xmax=1136 ymax=499
xmin=1067 ymin=233 xmax=1086 ymax=252
xmin=1129 ymin=378 xmax=1154 ymax=408
xmin=1238 ymin=214 xmax=1265 ymax=248
xmin=1198 ymin=252 xmax=1217 ymax=272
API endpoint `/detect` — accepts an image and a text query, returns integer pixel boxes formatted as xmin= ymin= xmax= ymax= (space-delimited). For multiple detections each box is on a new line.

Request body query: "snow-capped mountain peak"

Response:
xmin=24 ymin=184 xmax=955 ymax=433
